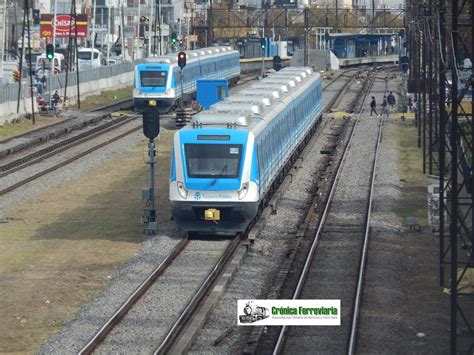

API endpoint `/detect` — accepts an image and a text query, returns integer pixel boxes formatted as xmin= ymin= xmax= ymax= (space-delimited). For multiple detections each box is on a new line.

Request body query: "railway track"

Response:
xmin=79 ymin=236 xmax=241 ymax=354
xmin=0 ymin=99 xmax=133 ymax=146
xmin=267 ymin=70 xmax=388 ymax=354
xmin=0 ymin=114 xmax=142 ymax=196
xmin=0 ymin=114 xmax=138 ymax=177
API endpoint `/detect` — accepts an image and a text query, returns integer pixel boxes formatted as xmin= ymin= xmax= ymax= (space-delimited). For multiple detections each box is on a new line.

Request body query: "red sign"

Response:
xmin=40 ymin=14 xmax=88 ymax=38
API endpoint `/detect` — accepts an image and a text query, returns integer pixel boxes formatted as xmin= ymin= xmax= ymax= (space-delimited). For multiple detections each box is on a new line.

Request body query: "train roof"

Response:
xmin=143 ymin=46 xmax=237 ymax=65
xmin=191 ymin=67 xmax=320 ymax=129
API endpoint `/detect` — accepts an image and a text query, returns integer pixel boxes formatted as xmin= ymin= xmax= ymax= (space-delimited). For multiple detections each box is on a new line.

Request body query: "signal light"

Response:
xmin=171 ymin=33 xmax=177 ymax=44
xmin=260 ymin=38 xmax=266 ymax=50
xmin=33 ymin=9 xmax=40 ymax=26
xmin=46 ymin=44 xmax=54 ymax=61
xmin=179 ymin=37 xmax=184 ymax=45
xmin=178 ymin=51 xmax=186 ymax=69
xmin=13 ymin=69 xmax=21 ymax=82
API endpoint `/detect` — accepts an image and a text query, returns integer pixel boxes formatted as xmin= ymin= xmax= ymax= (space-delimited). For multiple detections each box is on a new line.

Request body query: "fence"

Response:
xmin=0 ymin=60 xmax=144 ymax=104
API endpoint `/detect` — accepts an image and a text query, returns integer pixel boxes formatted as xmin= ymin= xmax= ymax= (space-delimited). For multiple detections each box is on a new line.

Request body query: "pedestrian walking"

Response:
xmin=387 ymin=91 xmax=396 ymax=112
xmin=370 ymin=96 xmax=378 ymax=116
xmin=407 ymin=97 xmax=413 ymax=112
xmin=381 ymin=95 xmax=389 ymax=117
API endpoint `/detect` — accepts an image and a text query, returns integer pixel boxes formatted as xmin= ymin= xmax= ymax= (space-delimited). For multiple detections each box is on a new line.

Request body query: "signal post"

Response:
xmin=46 ymin=44 xmax=54 ymax=109
xmin=175 ymin=51 xmax=188 ymax=127
xmin=141 ymin=103 xmax=160 ymax=234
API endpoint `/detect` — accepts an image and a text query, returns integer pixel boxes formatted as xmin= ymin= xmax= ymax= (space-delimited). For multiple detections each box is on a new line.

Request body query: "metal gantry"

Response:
xmin=191 ymin=6 xmax=405 ymax=48
xmin=407 ymin=0 xmax=474 ymax=352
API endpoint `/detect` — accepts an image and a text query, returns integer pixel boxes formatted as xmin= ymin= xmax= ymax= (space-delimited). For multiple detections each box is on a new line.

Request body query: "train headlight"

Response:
xmin=177 ymin=181 xmax=188 ymax=199
xmin=238 ymin=182 xmax=249 ymax=200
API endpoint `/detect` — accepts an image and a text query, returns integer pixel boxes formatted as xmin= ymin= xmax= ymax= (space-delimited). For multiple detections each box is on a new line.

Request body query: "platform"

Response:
xmin=339 ymin=55 xmax=399 ymax=67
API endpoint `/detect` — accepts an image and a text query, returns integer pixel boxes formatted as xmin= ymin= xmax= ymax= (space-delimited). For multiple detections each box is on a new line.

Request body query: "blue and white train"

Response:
xmin=169 ymin=67 xmax=323 ymax=233
xmin=133 ymin=46 xmax=240 ymax=113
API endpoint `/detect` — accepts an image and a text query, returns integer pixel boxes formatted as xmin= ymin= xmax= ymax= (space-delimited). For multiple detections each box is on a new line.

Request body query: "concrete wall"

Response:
xmin=290 ymin=49 xmax=340 ymax=71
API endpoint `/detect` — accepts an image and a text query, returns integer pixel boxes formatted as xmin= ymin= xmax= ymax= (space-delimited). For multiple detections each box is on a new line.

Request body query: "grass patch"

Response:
xmin=75 ymin=87 xmax=132 ymax=111
xmin=394 ymin=123 xmax=428 ymax=226
xmin=0 ymin=116 xmax=55 ymax=139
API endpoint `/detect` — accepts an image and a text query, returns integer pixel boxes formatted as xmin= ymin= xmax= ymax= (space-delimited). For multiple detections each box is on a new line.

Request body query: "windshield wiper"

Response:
xmin=209 ymin=165 xmax=228 ymax=187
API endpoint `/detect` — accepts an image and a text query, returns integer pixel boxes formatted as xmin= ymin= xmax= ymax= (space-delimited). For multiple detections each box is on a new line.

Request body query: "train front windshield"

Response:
xmin=140 ymin=71 xmax=167 ymax=87
xmin=185 ymin=144 xmax=242 ymax=178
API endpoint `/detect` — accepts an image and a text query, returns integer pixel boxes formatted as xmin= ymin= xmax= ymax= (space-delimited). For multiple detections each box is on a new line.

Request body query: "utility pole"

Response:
xmin=158 ymin=0 xmax=163 ymax=55
xmin=147 ymin=0 xmax=153 ymax=56
xmin=137 ymin=0 xmax=140 ymax=59
xmin=92 ymin=0 xmax=97 ymax=51
xmin=120 ymin=2 xmax=125 ymax=60
xmin=304 ymin=7 xmax=308 ymax=66
xmin=0 ymin=0 xmax=7 ymax=82
xmin=107 ymin=3 xmax=111 ymax=63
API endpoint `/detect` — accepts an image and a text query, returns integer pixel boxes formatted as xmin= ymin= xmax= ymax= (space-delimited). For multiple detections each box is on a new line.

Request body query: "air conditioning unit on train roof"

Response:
xmin=146 ymin=57 xmax=172 ymax=64
xmin=261 ymin=78 xmax=297 ymax=88
xmin=192 ymin=111 xmax=252 ymax=126
xmin=250 ymin=83 xmax=289 ymax=94
xmin=281 ymin=67 xmax=313 ymax=76
xmin=224 ymin=95 xmax=273 ymax=106
xmin=277 ymin=70 xmax=308 ymax=79
xmin=210 ymin=102 xmax=264 ymax=115
xmin=240 ymin=89 xmax=282 ymax=99
xmin=271 ymin=74 xmax=303 ymax=83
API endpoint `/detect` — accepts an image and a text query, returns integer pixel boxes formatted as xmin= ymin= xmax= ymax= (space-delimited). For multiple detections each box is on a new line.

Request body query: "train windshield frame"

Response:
xmin=184 ymin=143 xmax=242 ymax=178
xmin=140 ymin=70 xmax=167 ymax=87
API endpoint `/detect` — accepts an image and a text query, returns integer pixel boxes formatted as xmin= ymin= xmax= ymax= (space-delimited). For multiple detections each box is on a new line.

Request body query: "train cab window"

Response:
xmin=184 ymin=143 xmax=242 ymax=178
xmin=140 ymin=71 xmax=167 ymax=87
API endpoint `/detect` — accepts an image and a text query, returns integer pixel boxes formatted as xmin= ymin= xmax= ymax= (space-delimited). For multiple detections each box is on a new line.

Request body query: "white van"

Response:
xmin=78 ymin=48 xmax=105 ymax=69
xmin=35 ymin=53 xmax=66 ymax=76
xmin=463 ymin=58 xmax=472 ymax=70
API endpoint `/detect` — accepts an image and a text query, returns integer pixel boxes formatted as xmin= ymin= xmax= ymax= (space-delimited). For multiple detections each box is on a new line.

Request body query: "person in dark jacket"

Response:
xmin=381 ymin=95 xmax=389 ymax=117
xmin=370 ymin=96 xmax=378 ymax=116
xmin=387 ymin=91 xmax=396 ymax=112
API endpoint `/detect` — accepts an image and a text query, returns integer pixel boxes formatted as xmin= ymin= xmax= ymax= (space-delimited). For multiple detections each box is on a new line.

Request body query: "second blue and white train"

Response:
xmin=169 ymin=66 xmax=324 ymax=234
xmin=133 ymin=46 xmax=240 ymax=113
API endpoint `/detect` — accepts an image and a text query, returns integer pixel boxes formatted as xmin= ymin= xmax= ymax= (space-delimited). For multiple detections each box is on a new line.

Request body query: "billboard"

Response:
xmin=40 ymin=14 xmax=88 ymax=38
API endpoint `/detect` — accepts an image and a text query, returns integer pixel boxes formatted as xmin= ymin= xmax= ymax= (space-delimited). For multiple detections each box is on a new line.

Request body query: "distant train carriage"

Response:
xmin=169 ymin=67 xmax=323 ymax=233
xmin=133 ymin=47 xmax=240 ymax=113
